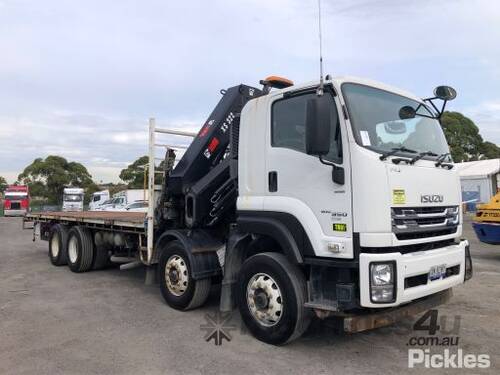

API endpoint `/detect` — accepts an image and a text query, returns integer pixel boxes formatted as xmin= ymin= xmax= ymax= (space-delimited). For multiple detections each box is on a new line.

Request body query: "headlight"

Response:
xmin=370 ymin=262 xmax=396 ymax=303
xmin=371 ymin=263 xmax=393 ymax=285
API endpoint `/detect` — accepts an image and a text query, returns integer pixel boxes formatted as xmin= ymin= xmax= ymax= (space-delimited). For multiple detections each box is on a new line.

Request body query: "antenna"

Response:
xmin=317 ymin=0 xmax=324 ymax=96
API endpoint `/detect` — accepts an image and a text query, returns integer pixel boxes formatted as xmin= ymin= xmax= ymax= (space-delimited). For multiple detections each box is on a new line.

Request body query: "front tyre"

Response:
xmin=237 ymin=252 xmax=311 ymax=345
xmin=158 ymin=240 xmax=211 ymax=311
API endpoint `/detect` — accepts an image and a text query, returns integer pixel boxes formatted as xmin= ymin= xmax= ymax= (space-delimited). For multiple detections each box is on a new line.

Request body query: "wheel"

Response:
xmin=92 ymin=232 xmax=112 ymax=270
xmin=48 ymin=224 xmax=69 ymax=266
xmin=237 ymin=252 xmax=311 ymax=345
xmin=66 ymin=226 xmax=95 ymax=273
xmin=92 ymin=242 xmax=110 ymax=270
xmin=159 ymin=240 xmax=211 ymax=311
xmin=92 ymin=244 xmax=110 ymax=270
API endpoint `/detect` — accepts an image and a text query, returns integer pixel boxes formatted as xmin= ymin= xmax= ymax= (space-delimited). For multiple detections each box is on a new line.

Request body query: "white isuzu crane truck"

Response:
xmin=26 ymin=75 xmax=472 ymax=345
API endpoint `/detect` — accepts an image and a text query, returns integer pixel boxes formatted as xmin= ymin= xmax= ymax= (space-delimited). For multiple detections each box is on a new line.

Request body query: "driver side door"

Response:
xmin=264 ymin=90 xmax=354 ymax=258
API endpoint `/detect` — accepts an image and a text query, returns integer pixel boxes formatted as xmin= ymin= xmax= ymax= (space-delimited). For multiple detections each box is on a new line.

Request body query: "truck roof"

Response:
xmin=6 ymin=185 xmax=28 ymax=192
xmin=273 ymin=76 xmax=424 ymax=104
xmin=93 ymin=190 xmax=109 ymax=195
xmin=64 ymin=188 xmax=84 ymax=194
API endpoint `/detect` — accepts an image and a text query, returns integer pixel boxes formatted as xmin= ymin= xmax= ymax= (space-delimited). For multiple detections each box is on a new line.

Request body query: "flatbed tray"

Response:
xmin=26 ymin=211 xmax=147 ymax=229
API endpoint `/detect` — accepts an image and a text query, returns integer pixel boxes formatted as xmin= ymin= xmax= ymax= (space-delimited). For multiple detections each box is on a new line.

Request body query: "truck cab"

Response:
xmin=62 ymin=188 xmax=84 ymax=212
xmin=3 ymin=185 xmax=29 ymax=216
xmin=236 ymin=76 xmax=469 ymax=310
xmin=89 ymin=190 xmax=110 ymax=211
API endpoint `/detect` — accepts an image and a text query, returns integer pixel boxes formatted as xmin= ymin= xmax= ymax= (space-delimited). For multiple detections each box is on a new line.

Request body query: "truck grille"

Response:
xmin=10 ymin=202 xmax=21 ymax=210
xmin=391 ymin=206 xmax=459 ymax=240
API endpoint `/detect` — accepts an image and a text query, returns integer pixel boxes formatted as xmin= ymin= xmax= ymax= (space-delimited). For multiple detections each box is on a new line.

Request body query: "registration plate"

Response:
xmin=429 ymin=264 xmax=446 ymax=281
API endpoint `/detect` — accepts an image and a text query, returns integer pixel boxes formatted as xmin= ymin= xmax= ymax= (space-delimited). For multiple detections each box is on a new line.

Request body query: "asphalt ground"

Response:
xmin=0 ymin=216 xmax=498 ymax=374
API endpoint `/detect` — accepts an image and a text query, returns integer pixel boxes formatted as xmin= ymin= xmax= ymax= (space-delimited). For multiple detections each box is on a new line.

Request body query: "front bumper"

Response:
xmin=343 ymin=288 xmax=452 ymax=333
xmin=3 ymin=209 xmax=27 ymax=216
xmin=359 ymin=240 xmax=468 ymax=308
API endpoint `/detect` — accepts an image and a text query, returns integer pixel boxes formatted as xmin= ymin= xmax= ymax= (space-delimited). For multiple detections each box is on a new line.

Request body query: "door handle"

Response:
xmin=268 ymin=171 xmax=278 ymax=192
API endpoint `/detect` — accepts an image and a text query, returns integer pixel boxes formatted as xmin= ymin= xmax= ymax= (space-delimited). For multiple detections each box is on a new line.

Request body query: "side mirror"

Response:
xmin=399 ymin=106 xmax=416 ymax=119
xmin=305 ymin=95 xmax=331 ymax=155
xmin=434 ymin=86 xmax=457 ymax=101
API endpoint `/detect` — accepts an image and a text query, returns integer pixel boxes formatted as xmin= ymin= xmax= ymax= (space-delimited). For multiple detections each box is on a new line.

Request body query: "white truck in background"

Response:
xmin=89 ymin=190 xmax=110 ymax=211
xmin=98 ymin=189 xmax=145 ymax=211
xmin=62 ymin=188 xmax=84 ymax=212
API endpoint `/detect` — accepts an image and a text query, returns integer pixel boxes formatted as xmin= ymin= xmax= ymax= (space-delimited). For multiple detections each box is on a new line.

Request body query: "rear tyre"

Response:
xmin=92 ymin=244 xmax=110 ymax=270
xmin=67 ymin=226 xmax=95 ymax=273
xmin=237 ymin=252 xmax=311 ymax=345
xmin=159 ymin=240 xmax=211 ymax=311
xmin=48 ymin=224 xmax=69 ymax=266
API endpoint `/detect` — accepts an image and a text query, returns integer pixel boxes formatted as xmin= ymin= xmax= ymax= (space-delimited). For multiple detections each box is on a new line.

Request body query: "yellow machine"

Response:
xmin=473 ymin=192 xmax=500 ymax=244
xmin=475 ymin=192 xmax=500 ymax=223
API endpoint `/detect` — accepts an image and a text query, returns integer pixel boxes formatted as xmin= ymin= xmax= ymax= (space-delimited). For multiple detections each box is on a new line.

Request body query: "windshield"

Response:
xmin=342 ymin=83 xmax=450 ymax=158
xmin=64 ymin=194 xmax=83 ymax=202
xmin=4 ymin=194 xmax=27 ymax=201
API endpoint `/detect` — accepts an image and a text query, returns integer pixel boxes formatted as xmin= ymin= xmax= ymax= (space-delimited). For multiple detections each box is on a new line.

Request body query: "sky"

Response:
xmin=0 ymin=0 xmax=499 ymax=183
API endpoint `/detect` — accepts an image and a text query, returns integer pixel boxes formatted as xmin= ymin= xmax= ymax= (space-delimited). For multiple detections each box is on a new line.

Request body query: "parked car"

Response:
xmin=122 ymin=200 xmax=148 ymax=213
xmin=96 ymin=197 xmax=125 ymax=211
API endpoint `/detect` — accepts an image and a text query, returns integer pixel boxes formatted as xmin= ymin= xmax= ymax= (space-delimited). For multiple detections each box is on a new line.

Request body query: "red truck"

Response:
xmin=3 ymin=185 xmax=30 ymax=216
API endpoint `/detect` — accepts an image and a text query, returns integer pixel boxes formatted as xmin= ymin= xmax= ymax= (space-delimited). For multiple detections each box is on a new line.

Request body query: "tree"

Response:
xmin=440 ymin=112 xmax=484 ymax=162
xmin=440 ymin=111 xmax=500 ymax=162
xmin=0 ymin=176 xmax=7 ymax=193
xmin=119 ymin=156 xmax=164 ymax=189
xmin=480 ymin=141 xmax=500 ymax=160
xmin=119 ymin=156 xmax=149 ymax=189
xmin=18 ymin=156 xmax=97 ymax=204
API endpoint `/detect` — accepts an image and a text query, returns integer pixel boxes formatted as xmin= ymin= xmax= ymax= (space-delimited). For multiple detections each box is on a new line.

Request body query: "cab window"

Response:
xmin=271 ymin=92 xmax=342 ymax=163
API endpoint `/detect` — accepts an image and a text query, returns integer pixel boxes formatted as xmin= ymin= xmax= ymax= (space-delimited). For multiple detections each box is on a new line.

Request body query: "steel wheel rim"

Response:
xmin=165 ymin=255 xmax=189 ymax=296
xmin=68 ymin=236 xmax=78 ymax=264
xmin=50 ymin=234 xmax=60 ymax=258
xmin=246 ymin=273 xmax=283 ymax=327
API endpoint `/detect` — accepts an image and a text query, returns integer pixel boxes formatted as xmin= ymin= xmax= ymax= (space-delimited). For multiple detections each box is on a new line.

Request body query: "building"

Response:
xmin=456 ymin=159 xmax=500 ymax=210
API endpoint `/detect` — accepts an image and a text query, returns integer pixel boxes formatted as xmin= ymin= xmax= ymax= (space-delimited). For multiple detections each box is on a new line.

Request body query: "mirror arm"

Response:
xmin=318 ymin=155 xmax=336 ymax=167
xmin=319 ymin=156 xmax=345 ymax=185
xmin=423 ymin=97 xmax=447 ymax=118
xmin=438 ymin=99 xmax=448 ymax=119
xmin=424 ymin=97 xmax=439 ymax=112
xmin=415 ymin=113 xmax=437 ymax=119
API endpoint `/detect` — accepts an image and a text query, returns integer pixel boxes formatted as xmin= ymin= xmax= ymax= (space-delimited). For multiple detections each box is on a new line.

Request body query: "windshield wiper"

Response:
xmin=435 ymin=153 xmax=450 ymax=166
xmin=410 ymin=151 xmax=438 ymax=164
xmin=379 ymin=147 xmax=417 ymax=161
xmin=435 ymin=153 xmax=453 ymax=169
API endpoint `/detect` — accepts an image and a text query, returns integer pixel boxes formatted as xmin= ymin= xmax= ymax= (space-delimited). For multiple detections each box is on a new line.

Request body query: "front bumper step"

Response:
xmin=342 ymin=288 xmax=452 ymax=333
